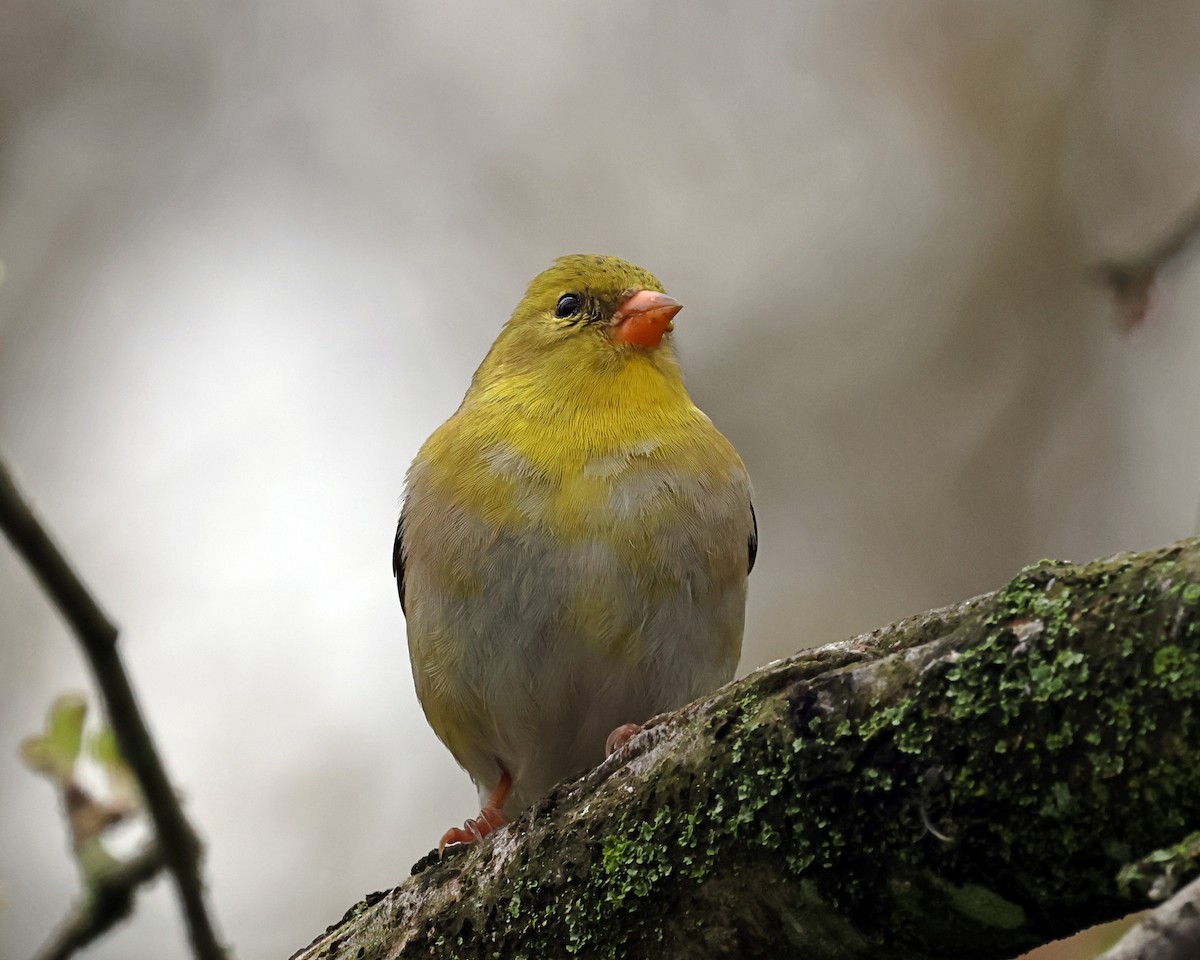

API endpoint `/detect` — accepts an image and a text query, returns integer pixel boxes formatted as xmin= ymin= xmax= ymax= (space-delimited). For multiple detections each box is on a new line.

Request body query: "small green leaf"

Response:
xmin=89 ymin=725 xmax=122 ymax=767
xmin=48 ymin=693 xmax=88 ymax=760
xmin=21 ymin=692 xmax=89 ymax=785
xmin=89 ymin=724 xmax=142 ymax=811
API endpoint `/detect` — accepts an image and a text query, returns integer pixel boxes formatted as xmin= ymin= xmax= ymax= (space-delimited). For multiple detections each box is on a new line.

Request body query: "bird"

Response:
xmin=394 ymin=254 xmax=756 ymax=852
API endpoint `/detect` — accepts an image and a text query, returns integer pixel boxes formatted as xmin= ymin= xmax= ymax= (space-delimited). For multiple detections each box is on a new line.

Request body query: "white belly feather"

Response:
xmin=404 ymin=444 xmax=751 ymax=815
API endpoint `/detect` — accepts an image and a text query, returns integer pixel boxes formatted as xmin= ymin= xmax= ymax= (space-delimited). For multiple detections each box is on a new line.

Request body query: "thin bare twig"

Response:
xmin=0 ymin=455 xmax=229 ymax=960
xmin=34 ymin=842 xmax=165 ymax=960
xmin=1098 ymin=876 xmax=1200 ymax=960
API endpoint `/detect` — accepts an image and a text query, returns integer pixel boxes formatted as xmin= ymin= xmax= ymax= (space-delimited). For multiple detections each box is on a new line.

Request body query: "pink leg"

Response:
xmin=439 ymin=768 xmax=512 ymax=855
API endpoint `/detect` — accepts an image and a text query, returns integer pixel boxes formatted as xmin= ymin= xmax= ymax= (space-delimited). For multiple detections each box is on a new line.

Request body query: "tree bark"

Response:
xmin=292 ymin=539 xmax=1200 ymax=960
xmin=1098 ymin=873 xmax=1200 ymax=960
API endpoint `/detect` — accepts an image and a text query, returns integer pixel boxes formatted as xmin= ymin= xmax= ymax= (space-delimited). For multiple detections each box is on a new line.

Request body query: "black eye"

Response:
xmin=555 ymin=293 xmax=581 ymax=319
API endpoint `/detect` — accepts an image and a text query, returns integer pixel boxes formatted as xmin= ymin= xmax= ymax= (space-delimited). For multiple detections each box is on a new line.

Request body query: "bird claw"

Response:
xmin=438 ymin=804 xmax=508 ymax=856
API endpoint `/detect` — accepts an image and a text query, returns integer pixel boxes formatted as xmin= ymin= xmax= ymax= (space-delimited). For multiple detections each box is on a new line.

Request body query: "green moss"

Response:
xmin=932 ymin=879 xmax=1027 ymax=930
xmin=376 ymin=542 xmax=1200 ymax=959
xmin=1153 ymin=645 xmax=1200 ymax=699
xmin=1117 ymin=830 xmax=1200 ymax=899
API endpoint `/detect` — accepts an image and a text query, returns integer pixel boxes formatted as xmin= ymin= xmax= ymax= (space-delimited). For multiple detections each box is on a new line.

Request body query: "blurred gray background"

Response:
xmin=3 ymin=2 xmax=1200 ymax=958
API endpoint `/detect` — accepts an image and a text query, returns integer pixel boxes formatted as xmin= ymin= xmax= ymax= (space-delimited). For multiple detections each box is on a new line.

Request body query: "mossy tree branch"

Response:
xmin=293 ymin=539 xmax=1200 ymax=960
xmin=1099 ymin=874 xmax=1200 ymax=960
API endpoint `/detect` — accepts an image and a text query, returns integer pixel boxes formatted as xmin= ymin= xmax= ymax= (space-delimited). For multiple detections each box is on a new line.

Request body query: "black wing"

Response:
xmin=392 ymin=506 xmax=406 ymax=614
xmin=748 ymin=500 xmax=758 ymax=575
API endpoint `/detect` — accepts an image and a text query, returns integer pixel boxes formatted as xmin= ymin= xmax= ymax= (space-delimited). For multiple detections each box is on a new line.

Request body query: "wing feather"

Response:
xmin=393 ymin=506 xmax=407 ymax=614
xmin=748 ymin=500 xmax=758 ymax=575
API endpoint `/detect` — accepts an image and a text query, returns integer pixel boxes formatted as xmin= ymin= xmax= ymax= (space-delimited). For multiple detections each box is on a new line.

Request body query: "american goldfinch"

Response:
xmin=395 ymin=254 xmax=755 ymax=851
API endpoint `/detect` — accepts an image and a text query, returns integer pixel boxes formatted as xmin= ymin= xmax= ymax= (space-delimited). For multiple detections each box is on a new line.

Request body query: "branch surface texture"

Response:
xmin=0 ymin=456 xmax=229 ymax=960
xmin=1099 ymin=875 xmax=1200 ymax=960
xmin=295 ymin=539 xmax=1200 ymax=960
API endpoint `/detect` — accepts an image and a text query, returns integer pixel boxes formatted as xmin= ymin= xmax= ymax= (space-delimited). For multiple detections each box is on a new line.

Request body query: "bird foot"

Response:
xmin=605 ymin=722 xmax=643 ymax=756
xmin=438 ymin=805 xmax=508 ymax=855
xmin=438 ymin=768 xmax=513 ymax=856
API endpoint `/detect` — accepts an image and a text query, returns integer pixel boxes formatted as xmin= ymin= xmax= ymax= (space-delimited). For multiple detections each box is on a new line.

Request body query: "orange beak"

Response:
xmin=610 ymin=290 xmax=682 ymax=349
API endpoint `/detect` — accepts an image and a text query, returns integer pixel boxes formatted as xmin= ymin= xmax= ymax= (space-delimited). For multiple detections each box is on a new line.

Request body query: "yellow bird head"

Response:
xmin=468 ymin=255 xmax=685 ymax=395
